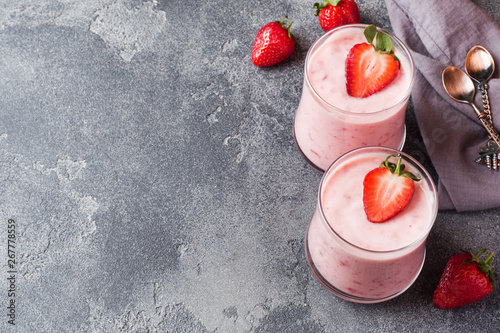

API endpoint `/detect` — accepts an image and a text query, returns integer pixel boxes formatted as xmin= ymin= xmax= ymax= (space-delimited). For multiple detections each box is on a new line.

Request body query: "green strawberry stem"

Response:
xmin=364 ymin=24 xmax=400 ymax=68
xmin=380 ymin=155 xmax=420 ymax=182
xmin=278 ymin=16 xmax=294 ymax=39
xmin=462 ymin=248 xmax=498 ymax=291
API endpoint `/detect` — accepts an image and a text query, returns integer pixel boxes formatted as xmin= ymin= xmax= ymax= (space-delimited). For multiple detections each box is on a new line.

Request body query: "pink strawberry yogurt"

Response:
xmin=305 ymin=147 xmax=438 ymax=303
xmin=294 ymin=24 xmax=415 ymax=172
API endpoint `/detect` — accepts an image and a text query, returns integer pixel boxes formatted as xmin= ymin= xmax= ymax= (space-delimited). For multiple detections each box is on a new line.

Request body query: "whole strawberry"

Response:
xmin=433 ymin=249 xmax=497 ymax=310
xmin=314 ymin=0 xmax=360 ymax=32
xmin=251 ymin=16 xmax=295 ymax=67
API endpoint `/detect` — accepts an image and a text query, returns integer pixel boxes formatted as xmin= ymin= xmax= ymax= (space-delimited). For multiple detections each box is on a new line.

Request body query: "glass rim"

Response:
xmin=304 ymin=23 xmax=416 ymax=117
xmin=317 ymin=146 xmax=438 ymax=254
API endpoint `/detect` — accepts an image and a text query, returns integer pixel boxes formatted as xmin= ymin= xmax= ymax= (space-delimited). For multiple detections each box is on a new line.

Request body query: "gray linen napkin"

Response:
xmin=385 ymin=0 xmax=500 ymax=211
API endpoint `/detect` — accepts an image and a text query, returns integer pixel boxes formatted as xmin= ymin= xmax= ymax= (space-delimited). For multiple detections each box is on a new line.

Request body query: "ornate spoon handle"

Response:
xmin=471 ymin=102 xmax=500 ymax=147
xmin=479 ymin=82 xmax=492 ymax=120
xmin=476 ymin=139 xmax=500 ymax=170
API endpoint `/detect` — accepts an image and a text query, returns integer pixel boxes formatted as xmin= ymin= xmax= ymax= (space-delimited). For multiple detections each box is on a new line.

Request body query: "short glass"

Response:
xmin=293 ymin=24 xmax=415 ymax=172
xmin=305 ymin=147 xmax=438 ymax=303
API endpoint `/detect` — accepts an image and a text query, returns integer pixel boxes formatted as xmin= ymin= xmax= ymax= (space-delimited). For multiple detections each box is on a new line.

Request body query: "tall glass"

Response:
xmin=293 ymin=24 xmax=415 ymax=172
xmin=305 ymin=147 xmax=438 ymax=303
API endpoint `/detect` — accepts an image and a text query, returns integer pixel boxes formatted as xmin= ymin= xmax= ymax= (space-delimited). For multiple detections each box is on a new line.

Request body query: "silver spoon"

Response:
xmin=442 ymin=66 xmax=500 ymax=148
xmin=465 ymin=45 xmax=495 ymax=120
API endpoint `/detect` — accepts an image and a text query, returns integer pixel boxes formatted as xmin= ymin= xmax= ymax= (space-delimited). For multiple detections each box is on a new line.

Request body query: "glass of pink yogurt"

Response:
xmin=305 ymin=146 xmax=438 ymax=303
xmin=293 ymin=24 xmax=415 ymax=172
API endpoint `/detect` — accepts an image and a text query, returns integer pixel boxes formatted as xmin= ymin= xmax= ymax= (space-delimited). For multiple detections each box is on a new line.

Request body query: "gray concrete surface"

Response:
xmin=0 ymin=0 xmax=498 ymax=332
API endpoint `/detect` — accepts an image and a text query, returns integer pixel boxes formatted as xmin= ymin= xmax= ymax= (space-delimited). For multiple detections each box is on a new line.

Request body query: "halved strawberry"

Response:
xmin=362 ymin=155 xmax=420 ymax=223
xmin=345 ymin=25 xmax=400 ymax=98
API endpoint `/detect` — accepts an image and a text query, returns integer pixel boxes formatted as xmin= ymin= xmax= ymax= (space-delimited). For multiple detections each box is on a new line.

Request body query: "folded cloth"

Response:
xmin=385 ymin=0 xmax=500 ymax=211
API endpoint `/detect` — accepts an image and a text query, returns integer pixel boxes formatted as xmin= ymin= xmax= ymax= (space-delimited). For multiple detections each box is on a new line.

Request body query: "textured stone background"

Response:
xmin=0 ymin=0 xmax=498 ymax=332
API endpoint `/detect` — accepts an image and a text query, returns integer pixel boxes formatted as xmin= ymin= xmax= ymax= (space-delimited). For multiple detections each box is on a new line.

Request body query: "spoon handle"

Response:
xmin=479 ymin=82 xmax=492 ymax=120
xmin=471 ymin=102 xmax=500 ymax=147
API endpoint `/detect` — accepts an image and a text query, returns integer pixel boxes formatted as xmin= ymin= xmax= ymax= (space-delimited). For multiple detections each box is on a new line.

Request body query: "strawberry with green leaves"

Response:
xmin=345 ymin=25 xmax=400 ymax=98
xmin=314 ymin=0 xmax=360 ymax=32
xmin=433 ymin=249 xmax=497 ymax=309
xmin=362 ymin=155 xmax=420 ymax=223
xmin=251 ymin=16 xmax=295 ymax=67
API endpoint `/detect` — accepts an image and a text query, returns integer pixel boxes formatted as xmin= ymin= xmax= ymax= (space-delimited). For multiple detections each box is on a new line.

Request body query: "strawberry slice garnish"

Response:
xmin=433 ymin=249 xmax=497 ymax=309
xmin=362 ymin=155 xmax=420 ymax=223
xmin=345 ymin=25 xmax=400 ymax=98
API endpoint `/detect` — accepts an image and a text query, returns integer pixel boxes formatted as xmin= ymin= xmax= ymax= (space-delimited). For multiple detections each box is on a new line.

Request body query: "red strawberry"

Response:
xmin=251 ymin=16 xmax=295 ymax=67
xmin=433 ymin=249 xmax=497 ymax=309
xmin=362 ymin=155 xmax=420 ymax=222
xmin=345 ymin=25 xmax=400 ymax=98
xmin=314 ymin=0 xmax=360 ymax=32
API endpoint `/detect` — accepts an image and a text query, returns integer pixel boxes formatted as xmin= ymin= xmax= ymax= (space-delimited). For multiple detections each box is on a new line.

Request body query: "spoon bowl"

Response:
xmin=442 ymin=66 xmax=476 ymax=104
xmin=443 ymin=65 xmax=500 ymax=148
xmin=465 ymin=45 xmax=495 ymax=83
